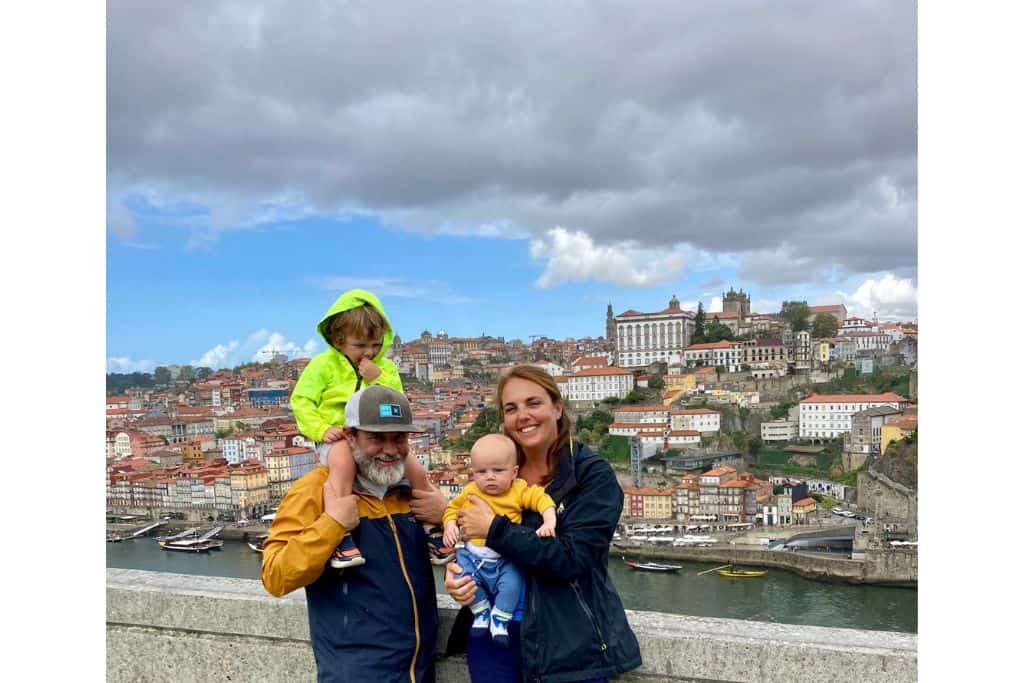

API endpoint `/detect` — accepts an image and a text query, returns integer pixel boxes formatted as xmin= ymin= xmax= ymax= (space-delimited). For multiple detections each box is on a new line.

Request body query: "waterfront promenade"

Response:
xmin=107 ymin=568 xmax=917 ymax=682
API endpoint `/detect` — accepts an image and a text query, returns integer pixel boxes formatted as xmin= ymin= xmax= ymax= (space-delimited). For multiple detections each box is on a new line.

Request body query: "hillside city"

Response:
xmin=106 ymin=290 xmax=919 ymax=549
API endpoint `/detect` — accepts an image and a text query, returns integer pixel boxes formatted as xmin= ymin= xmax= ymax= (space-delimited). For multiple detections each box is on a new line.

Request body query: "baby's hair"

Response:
xmin=471 ymin=433 xmax=518 ymax=465
xmin=328 ymin=305 xmax=389 ymax=349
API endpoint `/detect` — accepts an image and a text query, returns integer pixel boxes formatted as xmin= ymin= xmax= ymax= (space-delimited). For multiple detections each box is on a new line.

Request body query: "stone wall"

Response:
xmin=858 ymin=468 xmax=918 ymax=529
xmin=107 ymin=568 xmax=917 ymax=683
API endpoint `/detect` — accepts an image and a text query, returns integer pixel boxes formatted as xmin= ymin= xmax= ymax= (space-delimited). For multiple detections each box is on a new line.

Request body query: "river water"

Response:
xmin=107 ymin=538 xmax=916 ymax=634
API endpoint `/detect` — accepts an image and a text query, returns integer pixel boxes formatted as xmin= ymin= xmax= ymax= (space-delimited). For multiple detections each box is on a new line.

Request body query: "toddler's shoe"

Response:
xmin=470 ymin=606 xmax=491 ymax=638
xmin=329 ymin=535 xmax=366 ymax=569
xmin=490 ymin=610 xmax=512 ymax=647
xmin=427 ymin=528 xmax=455 ymax=565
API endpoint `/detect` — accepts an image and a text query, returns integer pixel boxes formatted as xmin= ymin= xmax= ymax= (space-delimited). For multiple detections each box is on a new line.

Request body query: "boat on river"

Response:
xmin=158 ymin=538 xmax=220 ymax=553
xmin=716 ymin=567 xmax=766 ymax=578
xmin=247 ymin=534 xmax=268 ymax=553
xmin=622 ymin=557 xmax=683 ymax=573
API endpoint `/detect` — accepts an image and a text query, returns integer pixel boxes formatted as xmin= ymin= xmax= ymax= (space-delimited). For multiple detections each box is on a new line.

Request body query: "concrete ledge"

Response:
xmin=107 ymin=568 xmax=916 ymax=682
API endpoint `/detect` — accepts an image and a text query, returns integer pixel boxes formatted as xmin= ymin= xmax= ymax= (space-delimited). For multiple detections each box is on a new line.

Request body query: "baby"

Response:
xmin=442 ymin=433 xmax=556 ymax=645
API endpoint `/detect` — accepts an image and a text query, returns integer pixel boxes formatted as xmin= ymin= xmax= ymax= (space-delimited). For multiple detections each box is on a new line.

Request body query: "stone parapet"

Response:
xmin=107 ymin=568 xmax=917 ymax=682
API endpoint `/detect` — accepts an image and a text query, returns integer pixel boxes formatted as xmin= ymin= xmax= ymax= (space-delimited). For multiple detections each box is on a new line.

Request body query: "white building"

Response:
xmin=531 ymin=359 xmax=565 ymax=376
xmin=761 ymin=420 xmax=799 ymax=442
xmin=798 ymin=393 xmax=909 ymax=440
xmin=682 ymin=340 xmax=744 ymax=373
xmin=554 ymin=367 xmax=634 ymax=403
xmin=571 ymin=355 xmax=609 ymax=372
xmin=612 ymin=405 xmax=670 ymax=425
xmin=669 ymin=408 xmax=721 ymax=433
xmin=614 ymin=295 xmax=695 ymax=369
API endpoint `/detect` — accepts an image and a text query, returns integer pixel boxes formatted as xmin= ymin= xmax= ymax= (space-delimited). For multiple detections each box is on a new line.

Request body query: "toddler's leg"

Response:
xmin=326 ymin=439 xmax=365 ymax=570
xmin=406 ymin=457 xmax=456 ymax=564
xmin=456 ymin=548 xmax=492 ymax=637
xmin=490 ymin=561 xmax=524 ymax=647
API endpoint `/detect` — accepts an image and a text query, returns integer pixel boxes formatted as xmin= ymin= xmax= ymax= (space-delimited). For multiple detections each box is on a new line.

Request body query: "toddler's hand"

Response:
xmin=358 ymin=358 xmax=382 ymax=381
xmin=322 ymin=427 xmax=344 ymax=443
xmin=443 ymin=521 xmax=461 ymax=549
xmin=536 ymin=522 xmax=557 ymax=538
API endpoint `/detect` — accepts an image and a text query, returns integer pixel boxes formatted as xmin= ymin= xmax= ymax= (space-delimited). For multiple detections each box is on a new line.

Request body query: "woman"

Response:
xmin=445 ymin=365 xmax=642 ymax=682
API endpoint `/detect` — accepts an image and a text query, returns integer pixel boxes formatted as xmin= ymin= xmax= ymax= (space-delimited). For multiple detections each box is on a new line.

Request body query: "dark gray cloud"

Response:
xmin=108 ymin=0 xmax=916 ymax=285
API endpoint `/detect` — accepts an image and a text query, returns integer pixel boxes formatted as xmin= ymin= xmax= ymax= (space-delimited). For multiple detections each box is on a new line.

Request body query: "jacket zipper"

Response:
xmin=387 ymin=512 xmax=420 ymax=682
xmin=570 ymin=579 xmax=609 ymax=657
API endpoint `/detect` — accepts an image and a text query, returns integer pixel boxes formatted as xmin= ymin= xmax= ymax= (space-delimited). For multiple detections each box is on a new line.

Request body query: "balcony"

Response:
xmin=107 ymin=568 xmax=916 ymax=682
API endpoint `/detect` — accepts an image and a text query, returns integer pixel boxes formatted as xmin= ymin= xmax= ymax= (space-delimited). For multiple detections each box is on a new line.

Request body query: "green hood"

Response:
xmin=316 ymin=289 xmax=396 ymax=360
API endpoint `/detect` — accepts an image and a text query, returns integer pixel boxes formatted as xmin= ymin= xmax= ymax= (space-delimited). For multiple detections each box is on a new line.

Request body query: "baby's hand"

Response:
xmin=358 ymin=358 xmax=382 ymax=381
xmin=535 ymin=522 xmax=557 ymax=538
xmin=443 ymin=521 xmax=461 ymax=549
xmin=322 ymin=427 xmax=344 ymax=443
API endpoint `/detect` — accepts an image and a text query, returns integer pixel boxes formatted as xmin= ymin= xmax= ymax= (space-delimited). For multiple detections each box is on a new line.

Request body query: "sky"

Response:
xmin=106 ymin=0 xmax=918 ymax=373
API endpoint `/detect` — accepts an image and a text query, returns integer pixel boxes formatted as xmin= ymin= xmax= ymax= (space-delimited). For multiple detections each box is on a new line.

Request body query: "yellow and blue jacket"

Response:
xmin=262 ymin=467 xmax=437 ymax=682
xmin=442 ymin=479 xmax=555 ymax=546
xmin=291 ymin=289 xmax=404 ymax=442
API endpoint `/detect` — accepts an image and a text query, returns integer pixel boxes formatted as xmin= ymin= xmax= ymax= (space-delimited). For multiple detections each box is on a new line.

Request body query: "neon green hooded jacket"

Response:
xmin=290 ymin=289 xmax=404 ymax=442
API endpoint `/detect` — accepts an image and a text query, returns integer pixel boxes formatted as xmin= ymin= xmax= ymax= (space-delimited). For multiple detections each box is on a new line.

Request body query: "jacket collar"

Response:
xmin=545 ymin=442 xmax=579 ymax=503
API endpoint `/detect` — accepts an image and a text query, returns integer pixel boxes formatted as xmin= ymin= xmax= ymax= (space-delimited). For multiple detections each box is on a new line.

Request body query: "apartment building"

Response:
xmin=555 ymin=366 xmax=635 ymax=403
xmin=799 ymin=392 xmax=909 ymax=439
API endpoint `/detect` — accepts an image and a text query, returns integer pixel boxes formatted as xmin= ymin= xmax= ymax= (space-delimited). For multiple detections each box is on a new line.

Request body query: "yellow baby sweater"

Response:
xmin=443 ymin=478 xmax=556 ymax=546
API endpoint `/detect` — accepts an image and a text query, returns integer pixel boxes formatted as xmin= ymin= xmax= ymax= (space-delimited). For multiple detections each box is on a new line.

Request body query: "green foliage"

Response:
xmin=769 ymin=401 xmax=796 ymax=420
xmin=448 ymin=408 xmax=501 ymax=451
xmin=622 ymin=390 xmax=645 ymax=404
xmin=704 ymin=317 xmax=734 ymax=342
xmin=153 ymin=366 xmax=172 ymax=386
xmin=811 ymin=313 xmax=839 ymax=339
xmin=779 ymin=301 xmax=811 ymax=333
xmin=757 ymin=448 xmax=792 ymax=466
xmin=106 ymin=372 xmax=155 ymax=395
xmin=599 ymin=435 xmax=631 ymax=463
xmin=214 ymin=428 xmax=233 ymax=440
xmin=648 ymin=375 xmax=665 ymax=390
xmin=693 ymin=302 xmax=707 ymax=344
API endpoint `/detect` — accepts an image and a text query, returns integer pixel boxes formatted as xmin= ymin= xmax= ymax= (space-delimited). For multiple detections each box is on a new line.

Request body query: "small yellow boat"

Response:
xmin=716 ymin=567 xmax=766 ymax=578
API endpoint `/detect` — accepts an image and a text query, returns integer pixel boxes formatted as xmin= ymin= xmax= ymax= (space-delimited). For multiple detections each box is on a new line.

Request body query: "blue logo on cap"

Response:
xmin=379 ymin=404 xmax=403 ymax=419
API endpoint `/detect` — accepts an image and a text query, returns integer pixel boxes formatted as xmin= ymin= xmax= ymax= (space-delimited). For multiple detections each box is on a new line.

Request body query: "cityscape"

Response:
xmin=107 ymin=290 xmax=918 ymax=592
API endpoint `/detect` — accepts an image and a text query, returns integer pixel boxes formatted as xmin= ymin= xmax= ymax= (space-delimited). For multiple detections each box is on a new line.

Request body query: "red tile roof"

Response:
xmin=801 ymin=392 xmax=906 ymax=404
xmin=685 ymin=341 xmax=739 ymax=350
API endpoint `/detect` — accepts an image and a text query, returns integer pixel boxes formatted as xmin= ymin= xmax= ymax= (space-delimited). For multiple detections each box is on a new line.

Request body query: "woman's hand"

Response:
xmin=444 ymin=561 xmax=477 ymax=606
xmin=456 ymin=495 xmax=496 ymax=540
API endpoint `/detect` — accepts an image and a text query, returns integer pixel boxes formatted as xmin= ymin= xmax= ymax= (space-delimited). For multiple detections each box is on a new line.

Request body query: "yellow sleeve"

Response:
xmin=442 ymin=483 xmax=475 ymax=525
xmin=261 ymin=471 xmax=347 ymax=597
xmin=291 ymin=359 xmax=330 ymax=442
xmin=374 ymin=358 xmax=404 ymax=393
xmin=519 ymin=481 xmax=556 ymax=515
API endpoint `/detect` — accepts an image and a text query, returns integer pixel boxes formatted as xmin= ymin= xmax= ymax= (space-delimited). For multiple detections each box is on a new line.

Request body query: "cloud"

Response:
xmin=107 ymin=356 xmax=157 ymax=373
xmin=190 ymin=330 xmax=322 ymax=369
xmin=529 ymin=227 xmax=686 ymax=288
xmin=313 ymin=277 xmax=474 ymax=305
xmin=108 ymin=1 xmax=916 ymax=285
xmin=839 ymin=273 xmax=917 ymax=321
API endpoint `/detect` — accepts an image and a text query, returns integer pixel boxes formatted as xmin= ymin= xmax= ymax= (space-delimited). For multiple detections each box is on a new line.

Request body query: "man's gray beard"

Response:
xmin=352 ymin=443 xmax=406 ymax=488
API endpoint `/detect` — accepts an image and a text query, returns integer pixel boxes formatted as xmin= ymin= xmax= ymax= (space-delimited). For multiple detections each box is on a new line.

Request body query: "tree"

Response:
xmin=811 ymin=313 xmax=839 ymax=339
xmin=649 ymin=375 xmax=665 ymax=390
xmin=693 ymin=302 xmax=707 ymax=343
xmin=779 ymin=301 xmax=811 ymax=333
xmin=153 ymin=366 xmax=172 ymax=385
xmin=195 ymin=366 xmax=214 ymax=380
xmin=178 ymin=365 xmax=195 ymax=382
xmin=705 ymin=317 xmax=734 ymax=342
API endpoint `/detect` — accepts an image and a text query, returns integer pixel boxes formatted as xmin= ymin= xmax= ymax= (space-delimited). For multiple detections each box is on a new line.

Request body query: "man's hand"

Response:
xmin=410 ymin=488 xmax=446 ymax=526
xmin=358 ymin=357 xmax=382 ymax=381
xmin=323 ymin=482 xmax=360 ymax=531
xmin=322 ymin=427 xmax=344 ymax=443
xmin=536 ymin=507 xmax=557 ymax=537
xmin=444 ymin=561 xmax=477 ymax=607
xmin=443 ymin=520 xmax=461 ymax=549
xmin=457 ymin=495 xmax=496 ymax=540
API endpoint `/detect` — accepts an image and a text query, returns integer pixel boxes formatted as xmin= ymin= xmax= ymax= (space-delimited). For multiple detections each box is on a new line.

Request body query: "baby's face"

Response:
xmin=469 ymin=442 xmax=518 ymax=496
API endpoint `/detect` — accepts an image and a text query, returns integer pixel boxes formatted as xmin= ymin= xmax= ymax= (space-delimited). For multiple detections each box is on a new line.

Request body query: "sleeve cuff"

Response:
xmin=315 ymin=512 xmax=348 ymax=543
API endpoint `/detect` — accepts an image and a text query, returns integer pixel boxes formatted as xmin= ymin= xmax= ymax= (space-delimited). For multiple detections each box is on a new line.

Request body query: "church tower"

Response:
xmin=605 ymin=303 xmax=616 ymax=342
xmin=722 ymin=287 xmax=751 ymax=319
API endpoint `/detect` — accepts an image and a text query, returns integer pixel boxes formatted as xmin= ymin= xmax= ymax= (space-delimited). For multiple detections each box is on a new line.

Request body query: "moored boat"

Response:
xmin=716 ymin=567 xmax=766 ymax=578
xmin=622 ymin=557 xmax=682 ymax=573
xmin=158 ymin=538 xmax=218 ymax=553
xmin=247 ymin=534 xmax=268 ymax=553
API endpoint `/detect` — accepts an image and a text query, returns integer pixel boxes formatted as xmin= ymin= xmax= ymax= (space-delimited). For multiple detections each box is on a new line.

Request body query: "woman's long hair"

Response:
xmin=495 ymin=365 xmax=573 ymax=483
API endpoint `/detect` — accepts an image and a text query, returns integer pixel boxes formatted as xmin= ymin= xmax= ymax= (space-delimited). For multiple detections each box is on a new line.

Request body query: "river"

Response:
xmin=107 ymin=538 xmax=916 ymax=634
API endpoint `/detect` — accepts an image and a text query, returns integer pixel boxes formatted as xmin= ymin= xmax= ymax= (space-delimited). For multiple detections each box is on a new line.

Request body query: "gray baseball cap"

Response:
xmin=344 ymin=385 xmax=423 ymax=433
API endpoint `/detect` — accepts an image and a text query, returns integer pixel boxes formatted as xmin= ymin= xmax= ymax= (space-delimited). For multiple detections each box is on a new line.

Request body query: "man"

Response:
xmin=262 ymin=385 xmax=447 ymax=682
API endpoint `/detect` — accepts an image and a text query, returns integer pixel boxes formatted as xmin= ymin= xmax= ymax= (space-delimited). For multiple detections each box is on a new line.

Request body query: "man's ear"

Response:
xmin=343 ymin=428 xmax=357 ymax=445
